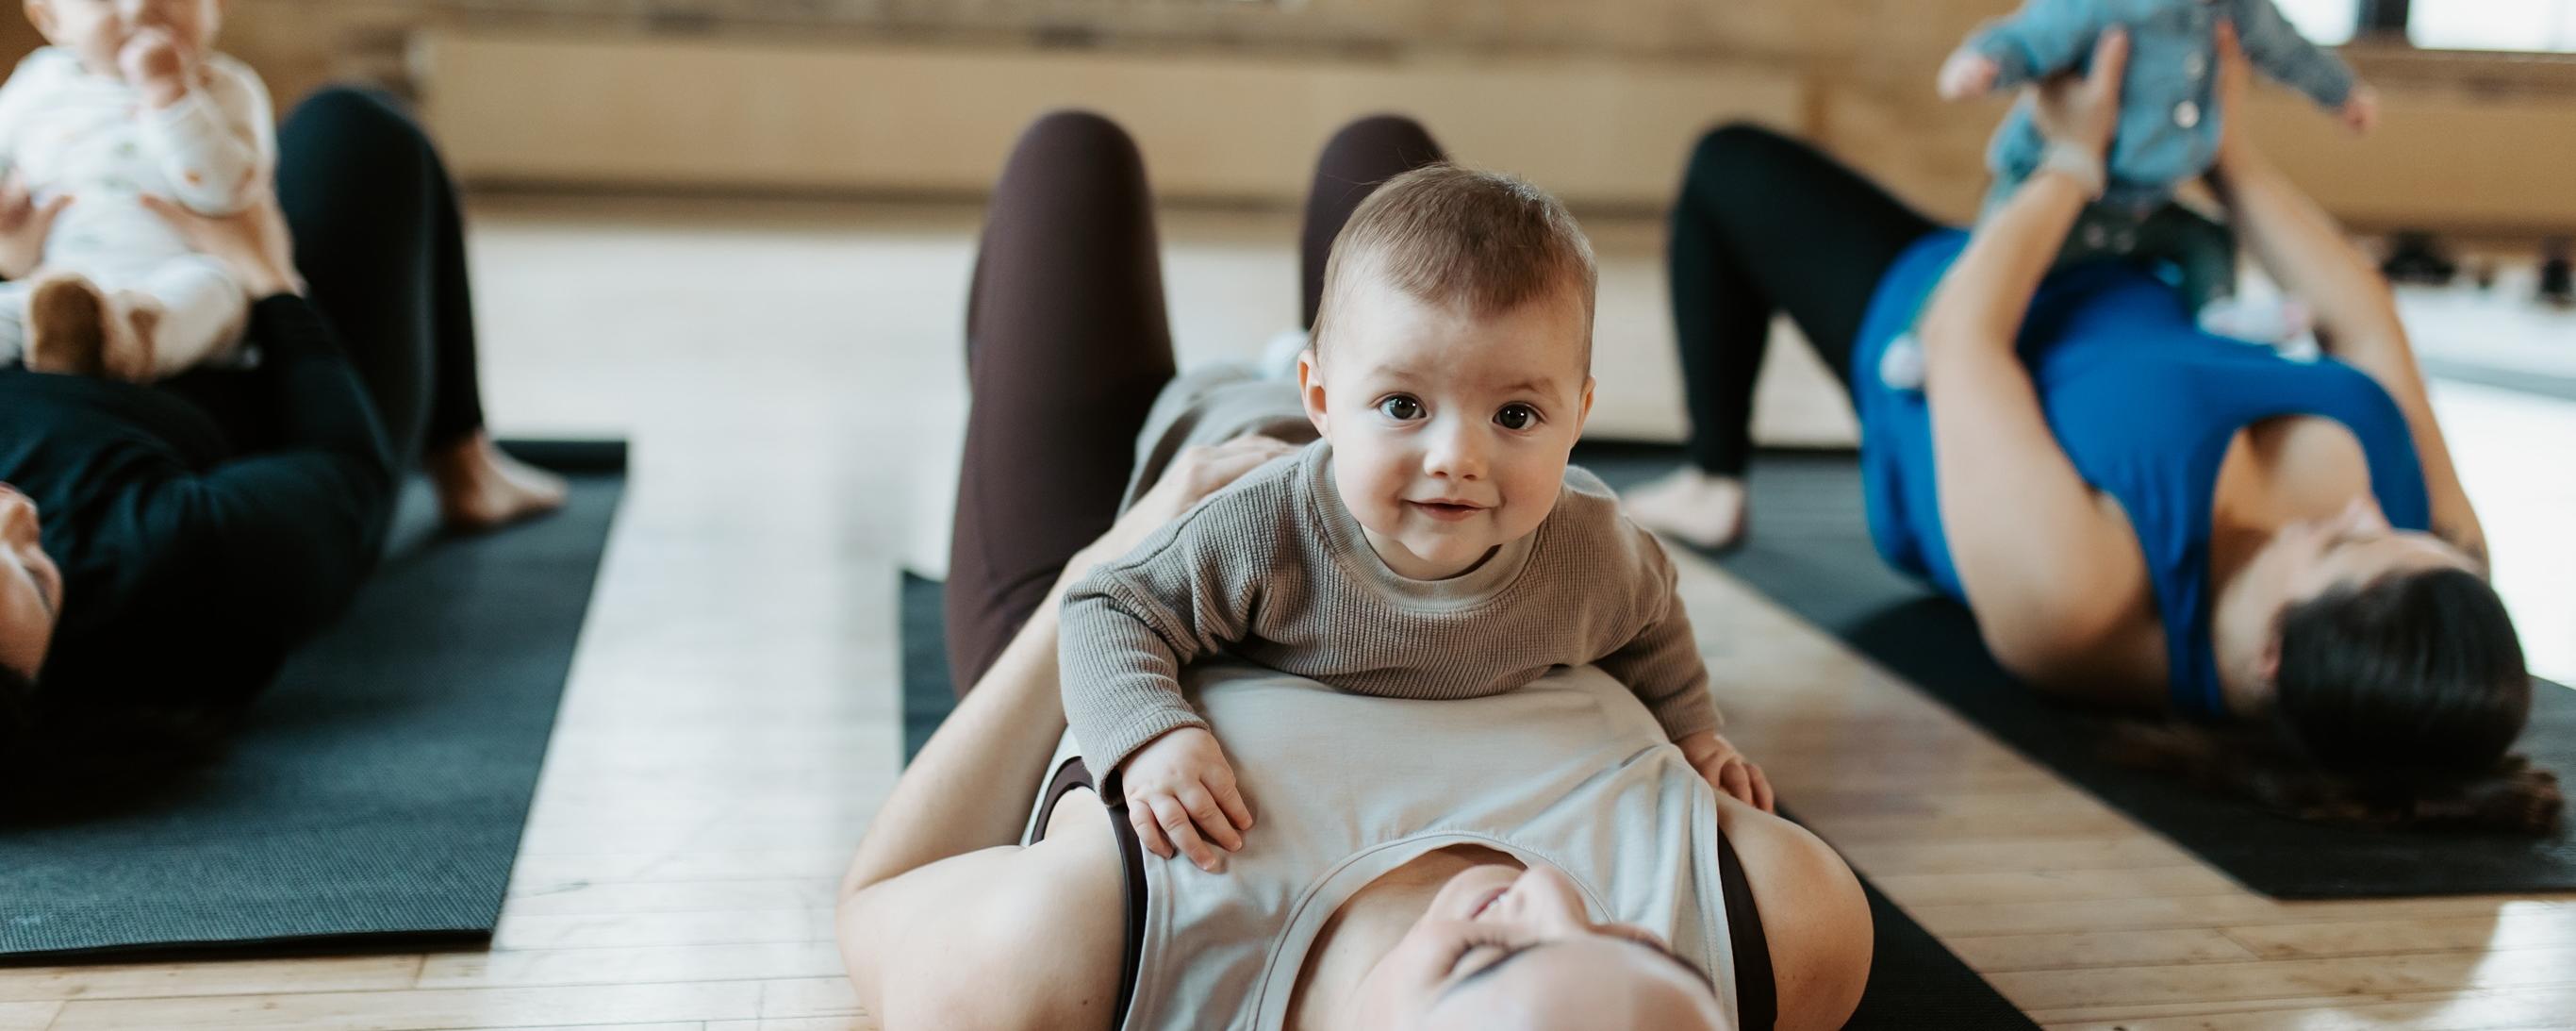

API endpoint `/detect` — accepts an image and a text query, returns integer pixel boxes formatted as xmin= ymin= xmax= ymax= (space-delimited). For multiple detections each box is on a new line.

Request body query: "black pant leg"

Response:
xmin=1298 ymin=115 xmax=1449 ymax=330
xmin=947 ymin=111 xmax=1178 ymax=692
xmin=273 ymin=87 xmax=485 ymax=467
xmin=1668 ymin=123 xmax=1942 ymax=474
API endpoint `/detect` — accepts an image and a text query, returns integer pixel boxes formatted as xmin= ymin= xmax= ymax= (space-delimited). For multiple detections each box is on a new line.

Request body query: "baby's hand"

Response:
xmin=1677 ymin=729 xmax=1775 ymax=813
xmin=1939 ymin=49 xmax=2002 ymax=100
xmin=1120 ymin=725 xmax=1254 ymax=873
xmin=2339 ymin=85 xmax=2381 ymax=134
xmin=0 ymin=174 xmax=70 ymax=281
xmin=118 ymin=27 xmax=191 ymax=108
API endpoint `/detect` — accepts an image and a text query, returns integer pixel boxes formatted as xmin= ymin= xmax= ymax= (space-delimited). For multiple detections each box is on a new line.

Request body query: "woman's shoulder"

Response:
xmin=1715 ymin=797 xmax=1873 ymax=1030
xmin=838 ymin=791 xmax=1130 ymax=1030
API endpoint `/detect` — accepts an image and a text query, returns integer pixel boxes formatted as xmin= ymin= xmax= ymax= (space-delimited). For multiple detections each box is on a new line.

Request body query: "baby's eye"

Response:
xmin=1494 ymin=404 xmax=1540 ymax=431
xmin=1379 ymin=395 xmax=1424 ymax=421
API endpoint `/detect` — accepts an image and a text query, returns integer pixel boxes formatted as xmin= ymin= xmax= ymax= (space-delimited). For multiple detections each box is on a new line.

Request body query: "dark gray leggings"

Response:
xmin=945 ymin=111 xmax=1445 ymax=691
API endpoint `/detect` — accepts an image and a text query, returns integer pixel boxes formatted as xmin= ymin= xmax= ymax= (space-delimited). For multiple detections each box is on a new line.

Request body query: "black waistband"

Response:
xmin=1032 ymin=757 xmax=1147 ymax=1030
xmin=1033 ymin=755 xmax=1780 ymax=1030
xmin=1717 ymin=828 xmax=1779 ymax=1029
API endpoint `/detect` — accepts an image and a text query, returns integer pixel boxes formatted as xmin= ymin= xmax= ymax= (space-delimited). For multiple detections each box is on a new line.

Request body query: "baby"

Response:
xmin=1922 ymin=0 xmax=2373 ymax=363
xmin=0 ymin=0 xmax=272 ymax=382
xmin=1058 ymin=165 xmax=1764 ymax=872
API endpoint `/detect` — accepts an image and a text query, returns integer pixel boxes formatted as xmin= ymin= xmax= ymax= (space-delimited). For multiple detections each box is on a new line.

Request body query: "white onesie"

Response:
xmin=0 ymin=45 xmax=272 ymax=377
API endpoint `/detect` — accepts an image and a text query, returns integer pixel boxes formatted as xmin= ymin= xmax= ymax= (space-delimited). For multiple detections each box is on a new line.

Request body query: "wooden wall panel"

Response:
xmin=416 ymin=31 xmax=1806 ymax=208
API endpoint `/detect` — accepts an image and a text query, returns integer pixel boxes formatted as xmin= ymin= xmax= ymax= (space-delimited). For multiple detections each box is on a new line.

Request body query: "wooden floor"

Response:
xmin=4 ymin=194 xmax=2572 ymax=1031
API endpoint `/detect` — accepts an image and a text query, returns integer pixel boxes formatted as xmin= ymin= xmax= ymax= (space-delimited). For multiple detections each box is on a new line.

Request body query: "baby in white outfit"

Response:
xmin=0 ymin=0 xmax=272 ymax=382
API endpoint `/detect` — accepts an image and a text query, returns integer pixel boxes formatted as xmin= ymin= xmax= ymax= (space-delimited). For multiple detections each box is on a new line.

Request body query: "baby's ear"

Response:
xmin=1576 ymin=374 xmax=1596 ymax=430
xmin=1296 ymin=347 xmax=1329 ymax=436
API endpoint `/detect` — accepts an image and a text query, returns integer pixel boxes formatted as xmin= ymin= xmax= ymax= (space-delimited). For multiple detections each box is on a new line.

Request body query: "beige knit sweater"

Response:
xmin=1059 ymin=441 xmax=1720 ymax=777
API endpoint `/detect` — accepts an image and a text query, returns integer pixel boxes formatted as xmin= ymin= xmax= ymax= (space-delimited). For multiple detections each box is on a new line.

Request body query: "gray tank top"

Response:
xmin=1023 ymin=660 xmax=1742 ymax=1031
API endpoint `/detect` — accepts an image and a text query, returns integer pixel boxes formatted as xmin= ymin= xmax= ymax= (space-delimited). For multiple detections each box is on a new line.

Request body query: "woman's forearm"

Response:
xmin=2211 ymin=149 xmax=2482 ymax=546
xmin=1916 ymin=170 xmax=2138 ymax=671
xmin=841 ymin=550 xmax=1101 ymax=896
xmin=1920 ymin=170 xmax=2090 ymax=354
xmin=839 ymin=435 xmax=1294 ymax=896
xmin=2207 ymin=148 xmax=2407 ymax=369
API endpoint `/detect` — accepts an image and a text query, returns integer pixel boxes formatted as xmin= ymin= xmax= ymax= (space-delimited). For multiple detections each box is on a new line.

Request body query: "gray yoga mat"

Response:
xmin=898 ymin=572 xmax=2037 ymax=1030
xmin=0 ymin=441 xmax=623 ymax=960
xmin=1572 ymin=441 xmax=2576 ymax=900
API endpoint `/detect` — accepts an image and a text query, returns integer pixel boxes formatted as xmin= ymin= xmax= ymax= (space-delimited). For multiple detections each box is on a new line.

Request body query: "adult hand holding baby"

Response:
xmin=1091 ymin=435 xmax=1300 ymax=569
xmin=0 ymin=175 xmax=71 ymax=280
xmin=117 ymin=26 xmax=195 ymax=108
xmin=2027 ymin=27 xmax=2131 ymax=161
xmin=1122 ymin=725 xmax=1255 ymax=873
xmin=1677 ymin=729 xmax=1774 ymax=813
xmin=139 ymin=189 xmax=302 ymax=298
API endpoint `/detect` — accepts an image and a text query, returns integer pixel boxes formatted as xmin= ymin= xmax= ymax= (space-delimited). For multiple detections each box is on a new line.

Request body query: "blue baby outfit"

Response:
xmin=1974 ymin=0 xmax=2355 ymax=211
xmin=1852 ymin=230 xmax=2429 ymax=719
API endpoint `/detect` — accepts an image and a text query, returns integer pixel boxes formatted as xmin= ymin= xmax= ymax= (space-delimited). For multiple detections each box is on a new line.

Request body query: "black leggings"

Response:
xmin=1669 ymin=123 xmax=1940 ymax=475
xmin=945 ymin=111 xmax=1445 ymax=690
xmin=165 ymin=88 xmax=487 ymax=463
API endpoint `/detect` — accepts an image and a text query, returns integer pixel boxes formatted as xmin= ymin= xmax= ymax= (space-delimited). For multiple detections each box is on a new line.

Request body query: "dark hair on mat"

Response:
xmin=2106 ymin=567 xmax=2560 ymax=833
xmin=0 ymin=668 xmax=238 ymax=823
xmin=0 ymin=662 xmax=31 ymax=742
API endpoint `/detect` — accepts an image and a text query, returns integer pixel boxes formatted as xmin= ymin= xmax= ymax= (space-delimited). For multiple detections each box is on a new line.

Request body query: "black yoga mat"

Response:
xmin=898 ymin=573 xmax=2034 ymax=1030
xmin=0 ymin=441 xmax=624 ymax=960
xmin=1572 ymin=441 xmax=2576 ymax=900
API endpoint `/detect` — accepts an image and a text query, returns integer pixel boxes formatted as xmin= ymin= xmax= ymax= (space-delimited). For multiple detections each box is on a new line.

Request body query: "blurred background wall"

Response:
xmin=8 ymin=1 xmax=2573 ymax=231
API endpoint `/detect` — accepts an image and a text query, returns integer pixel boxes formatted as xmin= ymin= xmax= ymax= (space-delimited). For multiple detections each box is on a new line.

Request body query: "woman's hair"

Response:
xmin=2109 ymin=566 xmax=2561 ymax=832
xmin=0 ymin=667 xmax=239 ymax=822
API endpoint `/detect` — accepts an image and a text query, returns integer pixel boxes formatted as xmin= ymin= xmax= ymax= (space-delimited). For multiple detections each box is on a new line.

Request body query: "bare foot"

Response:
xmin=24 ymin=273 xmax=107 ymax=376
xmin=1622 ymin=467 xmax=1750 ymax=552
xmin=102 ymin=291 xmax=162 ymax=383
xmin=430 ymin=431 xmax=569 ymax=532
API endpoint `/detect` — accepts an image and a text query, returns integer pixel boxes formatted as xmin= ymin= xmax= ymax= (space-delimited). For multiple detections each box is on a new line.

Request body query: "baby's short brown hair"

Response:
xmin=1312 ymin=164 xmax=1597 ymax=368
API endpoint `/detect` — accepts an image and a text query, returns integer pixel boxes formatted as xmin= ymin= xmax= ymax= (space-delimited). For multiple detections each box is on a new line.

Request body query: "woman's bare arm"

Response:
xmin=2201 ymin=24 xmax=2485 ymax=561
xmin=837 ymin=554 xmax=1088 ymax=899
xmin=839 ymin=435 xmax=1296 ymax=897
xmin=1916 ymin=29 xmax=2145 ymax=680
xmin=834 ymin=436 xmax=1296 ymax=1028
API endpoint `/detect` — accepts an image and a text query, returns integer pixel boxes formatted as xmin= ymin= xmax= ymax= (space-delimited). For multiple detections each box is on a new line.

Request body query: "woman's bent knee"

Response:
xmin=1320 ymin=113 xmax=1439 ymax=158
xmin=1688 ymin=121 xmax=1802 ymax=178
xmin=1008 ymin=109 xmax=1143 ymax=175
xmin=284 ymin=87 xmax=428 ymax=151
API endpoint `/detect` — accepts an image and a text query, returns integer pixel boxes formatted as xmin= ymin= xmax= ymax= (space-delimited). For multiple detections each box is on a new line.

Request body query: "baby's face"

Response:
xmin=26 ymin=0 xmax=223 ymax=77
xmin=1299 ymin=275 xmax=1593 ymax=581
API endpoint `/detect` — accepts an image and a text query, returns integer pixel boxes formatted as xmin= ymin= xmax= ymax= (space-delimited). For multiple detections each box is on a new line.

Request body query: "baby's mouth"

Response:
xmin=1406 ymin=500 xmax=1487 ymax=522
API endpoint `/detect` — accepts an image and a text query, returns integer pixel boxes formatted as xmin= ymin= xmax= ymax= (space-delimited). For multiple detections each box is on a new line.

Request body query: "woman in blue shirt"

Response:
xmin=1627 ymin=27 xmax=2551 ymax=829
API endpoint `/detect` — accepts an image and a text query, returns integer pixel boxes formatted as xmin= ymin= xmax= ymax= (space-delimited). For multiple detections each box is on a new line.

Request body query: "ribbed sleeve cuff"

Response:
xmin=1073 ymin=702 xmax=1212 ymax=784
xmin=1652 ymin=690 xmax=1724 ymax=743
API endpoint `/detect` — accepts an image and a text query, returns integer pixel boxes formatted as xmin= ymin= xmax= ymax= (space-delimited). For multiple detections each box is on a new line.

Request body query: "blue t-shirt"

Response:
xmin=1851 ymin=230 xmax=2430 ymax=719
